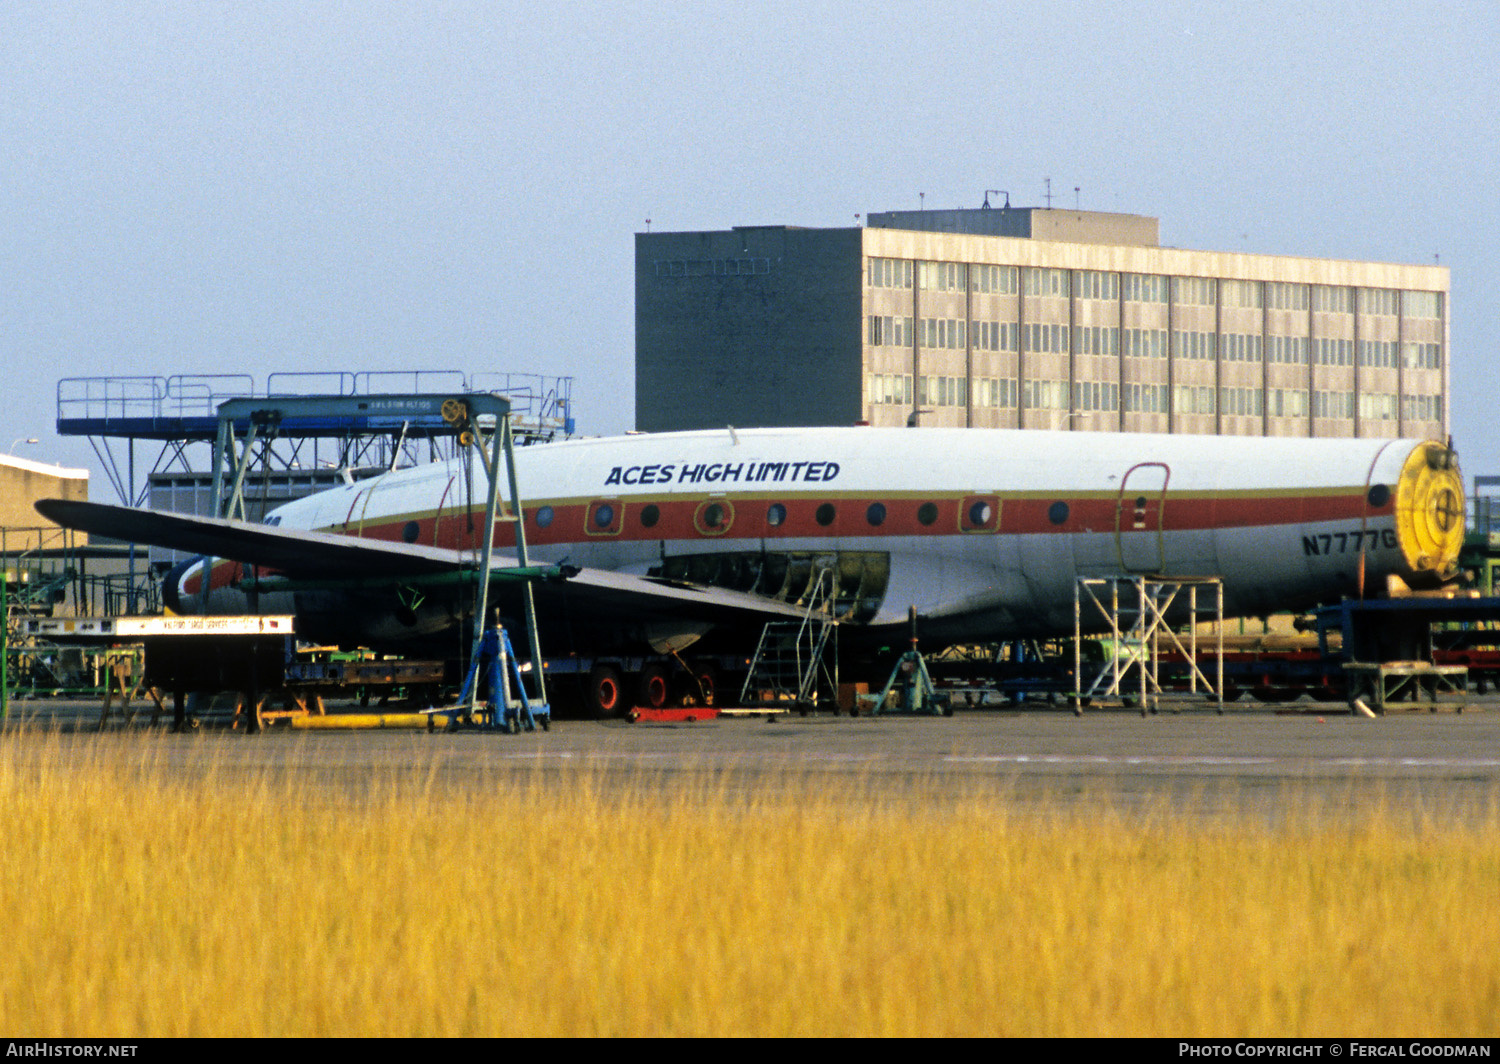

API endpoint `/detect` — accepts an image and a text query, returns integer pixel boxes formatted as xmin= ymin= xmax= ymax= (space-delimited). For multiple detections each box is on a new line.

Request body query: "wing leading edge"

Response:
xmin=35 ymin=499 xmax=467 ymax=579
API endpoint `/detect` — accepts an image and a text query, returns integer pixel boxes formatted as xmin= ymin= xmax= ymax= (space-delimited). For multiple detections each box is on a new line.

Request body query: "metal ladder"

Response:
xmin=738 ymin=567 xmax=839 ymax=711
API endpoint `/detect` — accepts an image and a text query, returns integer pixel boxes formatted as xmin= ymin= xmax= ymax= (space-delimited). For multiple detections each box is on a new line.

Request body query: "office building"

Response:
xmin=636 ymin=207 xmax=1448 ymax=440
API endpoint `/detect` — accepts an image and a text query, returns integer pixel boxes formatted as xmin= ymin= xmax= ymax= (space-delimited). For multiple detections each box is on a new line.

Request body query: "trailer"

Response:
xmin=1148 ymin=595 xmax=1500 ymax=711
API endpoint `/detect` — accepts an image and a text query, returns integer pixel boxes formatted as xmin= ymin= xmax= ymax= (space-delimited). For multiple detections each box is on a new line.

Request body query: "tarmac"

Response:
xmin=5 ymin=694 xmax=1499 ymax=821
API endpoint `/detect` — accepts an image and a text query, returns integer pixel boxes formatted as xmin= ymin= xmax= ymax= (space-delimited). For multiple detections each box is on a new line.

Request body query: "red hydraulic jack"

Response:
xmin=624 ymin=705 xmax=721 ymax=723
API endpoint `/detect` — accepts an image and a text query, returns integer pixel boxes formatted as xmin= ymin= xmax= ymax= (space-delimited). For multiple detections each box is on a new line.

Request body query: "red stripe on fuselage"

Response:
xmin=333 ymin=488 xmax=1385 ymax=552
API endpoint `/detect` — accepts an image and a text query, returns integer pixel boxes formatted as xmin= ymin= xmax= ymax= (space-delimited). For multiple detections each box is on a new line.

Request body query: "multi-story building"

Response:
xmin=635 ymin=207 xmax=1449 ymax=441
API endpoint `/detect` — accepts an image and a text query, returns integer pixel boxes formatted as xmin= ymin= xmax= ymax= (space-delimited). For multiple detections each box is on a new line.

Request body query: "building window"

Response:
xmin=1223 ymin=280 xmax=1264 ymax=309
xmin=1073 ymin=270 xmax=1119 ymax=301
xmin=1312 ymin=391 xmax=1353 ymax=419
xmin=1314 ymin=337 xmax=1353 ymax=366
xmin=1172 ymin=277 xmax=1217 ymax=307
xmin=971 ymin=264 xmax=1018 ymax=295
xmin=867 ymin=257 xmax=913 ymax=289
xmin=1266 ymin=282 xmax=1309 ymax=311
xmin=1125 ymin=328 xmax=1167 ymax=359
xmin=1221 ymin=387 xmax=1267 ymax=418
xmin=1023 ymin=268 xmax=1070 ymax=298
xmin=1401 ymin=342 xmax=1441 ymax=369
xmin=1174 ymin=385 xmax=1217 ymax=416
xmin=918 ymin=261 xmax=968 ymax=292
xmin=1270 ymin=389 xmax=1310 ymax=418
xmin=1358 ymin=340 xmax=1399 ymax=368
xmin=1402 ymin=394 xmax=1443 ymax=422
xmin=1268 ymin=335 xmax=1308 ymax=364
xmin=1123 ymin=273 xmax=1168 ymax=303
xmin=1313 ymin=285 xmax=1352 ymax=313
xmin=1072 ymin=380 xmax=1119 ymax=412
xmin=1359 ymin=392 xmax=1398 ymax=421
xmin=1074 ymin=325 xmax=1120 ymax=356
xmin=1173 ymin=330 xmax=1218 ymax=361
xmin=1359 ymin=288 xmax=1399 ymax=316
xmin=1125 ymin=383 xmax=1170 ymax=414
xmin=1403 ymin=290 xmax=1442 ymax=319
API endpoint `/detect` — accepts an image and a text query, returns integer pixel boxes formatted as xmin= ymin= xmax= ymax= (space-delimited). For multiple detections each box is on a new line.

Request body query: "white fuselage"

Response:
xmin=175 ymin=427 xmax=1460 ymax=651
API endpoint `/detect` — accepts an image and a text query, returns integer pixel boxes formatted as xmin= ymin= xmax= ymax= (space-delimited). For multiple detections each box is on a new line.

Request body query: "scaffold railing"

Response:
xmin=58 ymin=370 xmax=575 ymax=438
xmin=56 ymin=370 xmax=577 ymax=506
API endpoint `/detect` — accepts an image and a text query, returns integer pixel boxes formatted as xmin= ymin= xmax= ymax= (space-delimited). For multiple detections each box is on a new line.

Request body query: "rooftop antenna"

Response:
xmin=645 ymin=218 xmax=651 ymax=232
xmin=1074 ymin=186 xmax=1080 ymax=210
xmin=919 ymin=192 xmax=925 ymax=211
xmin=1043 ymin=177 xmax=1053 ymax=209
xmin=982 ymin=189 xmax=1011 ymax=210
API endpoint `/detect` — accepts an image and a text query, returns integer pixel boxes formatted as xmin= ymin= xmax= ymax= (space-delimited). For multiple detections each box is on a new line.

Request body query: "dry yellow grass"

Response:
xmin=0 ymin=730 xmax=1496 ymax=1037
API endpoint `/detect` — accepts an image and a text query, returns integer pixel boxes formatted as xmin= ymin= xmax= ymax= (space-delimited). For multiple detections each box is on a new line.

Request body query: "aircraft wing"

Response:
xmin=34 ymin=499 xmax=812 ymax=635
xmin=35 ymin=499 xmax=467 ymax=579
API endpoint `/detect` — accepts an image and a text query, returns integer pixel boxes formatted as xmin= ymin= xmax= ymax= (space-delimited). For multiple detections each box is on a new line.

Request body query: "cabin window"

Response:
xmin=535 ymin=506 xmax=554 ymax=528
xmin=401 ymin=520 xmax=420 ymax=543
xmin=767 ymin=503 xmax=787 ymax=527
xmin=585 ymin=499 xmax=623 ymax=536
xmin=1048 ymin=501 xmax=1070 ymax=526
xmin=917 ymin=502 xmax=938 ymax=526
xmin=815 ymin=503 xmax=836 ymax=527
xmin=694 ymin=499 xmax=734 ymax=536
xmin=640 ymin=504 xmax=660 ymax=528
xmin=866 ymin=503 xmax=887 ymax=527
xmin=960 ymin=495 xmax=1001 ymax=533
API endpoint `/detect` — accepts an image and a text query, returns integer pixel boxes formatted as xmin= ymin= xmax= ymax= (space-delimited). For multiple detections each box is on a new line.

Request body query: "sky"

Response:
xmin=3 ymin=1 xmax=1497 ymax=502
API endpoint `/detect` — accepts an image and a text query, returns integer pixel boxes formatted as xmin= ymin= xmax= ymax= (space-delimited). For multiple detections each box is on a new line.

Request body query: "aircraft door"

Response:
xmin=1116 ymin=462 xmax=1169 ymax=572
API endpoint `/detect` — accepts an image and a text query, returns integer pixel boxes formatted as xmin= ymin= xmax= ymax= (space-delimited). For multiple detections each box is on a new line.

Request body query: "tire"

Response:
xmin=637 ymin=664 xmax=671 ymax=710
xmin=586 ymin=664 xmax=626 ymax=719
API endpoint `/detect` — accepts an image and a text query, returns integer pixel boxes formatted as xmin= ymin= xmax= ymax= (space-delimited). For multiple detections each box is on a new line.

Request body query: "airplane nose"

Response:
xmin=1393 ymin=440 xmax=1464 ymax=582
xmin=161 ymin=555 xmax=204 ymax=614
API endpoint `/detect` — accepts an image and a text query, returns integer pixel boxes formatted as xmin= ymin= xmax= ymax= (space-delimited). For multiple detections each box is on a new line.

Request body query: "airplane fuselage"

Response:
xmin=171 ymin=426 xmax=1466 ymax=655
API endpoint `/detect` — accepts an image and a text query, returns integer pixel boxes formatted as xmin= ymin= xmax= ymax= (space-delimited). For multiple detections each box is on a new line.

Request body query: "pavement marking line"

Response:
xmin=944 ymin=754 xmax=1500 ymax=768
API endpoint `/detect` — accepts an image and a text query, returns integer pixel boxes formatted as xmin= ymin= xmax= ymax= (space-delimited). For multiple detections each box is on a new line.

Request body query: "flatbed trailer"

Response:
xmin=1149 ymin=595 xmax=1500 ymax=710
xmin=21 ymin=615 xmax=747 ymax=724
xmin=24 ymin=614 xmax=297 ymax=729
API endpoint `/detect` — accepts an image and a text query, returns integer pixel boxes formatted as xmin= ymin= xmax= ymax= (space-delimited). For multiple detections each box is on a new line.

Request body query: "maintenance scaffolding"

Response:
xmin=1073 ymin=576 xmax=1226 ymax=715
xmin=57 ymin=369 xmax=575 ymax=507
